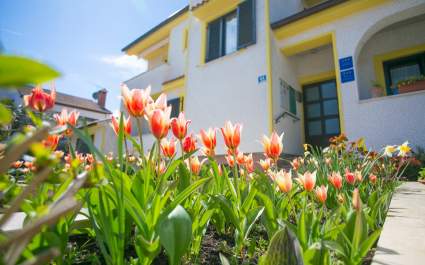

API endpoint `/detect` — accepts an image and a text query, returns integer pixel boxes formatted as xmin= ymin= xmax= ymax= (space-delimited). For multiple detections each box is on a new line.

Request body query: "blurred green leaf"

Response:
xmin=0 ymin=103 xmax=12 ymax=124
xmin=0 ymin=55 xmax=60 ymax=87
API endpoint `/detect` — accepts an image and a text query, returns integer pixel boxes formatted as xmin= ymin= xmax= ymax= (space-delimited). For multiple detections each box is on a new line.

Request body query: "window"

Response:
xmin=168 ymin=97 xmax=182 ymax=118
xmin=383 ymin=52 xmax=425 ymax=94
xmin=205 ymin=0 xmax=256 ymax=62
xmin=76 ymin=134 xmax=94 ymax=154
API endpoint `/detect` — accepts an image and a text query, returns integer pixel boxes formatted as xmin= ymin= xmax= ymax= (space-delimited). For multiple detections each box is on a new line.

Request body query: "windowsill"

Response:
xmin=358 ymin=89 xmax=425 ymax=104
xmin=198 ymin=44 xmax=253 ymax=67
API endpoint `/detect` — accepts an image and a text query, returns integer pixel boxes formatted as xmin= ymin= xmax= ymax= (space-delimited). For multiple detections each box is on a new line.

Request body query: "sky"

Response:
xmin=0 ymin=0 xmax=187 ymax=113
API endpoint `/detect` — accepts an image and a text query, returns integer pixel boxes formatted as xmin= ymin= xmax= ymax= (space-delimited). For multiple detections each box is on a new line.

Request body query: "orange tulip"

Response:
xmin=262 ymin=132 xmax=283 ymax=161
xmin=110 ymin=114 xmax=132 ymax=136
xmin=186 ymin=156 xmax=205 ymax=175
xmin=290 ymin=158 xmax=300 ymax=171
xmin=23 ymin=84 xmax=56 ymax=112
xmin=236 ymin=151 xmax=245 ymax=165
xmin=85 ymin=153 xmax=95 ymax=164
xmin=171 ymin=112 xmax=191 ymax=140
xmin=11 ymin=161 xmax=23 ymax=169
xmin=182 ymin=133 xmax=197 ymax=153
xmin=328 ymin=171 xmax=343 ymax=190
xmin=121 ymin=84 xmax=153 ymax=117
xmin=43 ymin=134 xmax=61 ymax=151
xmin=244 ymin=153 xmax=254 ymax=173
xmin=259 ymin=158 xmax=272 ymax=171
xmin=296 ymin=171 xmax=316 ymax=192
xmin=157 ymin=161 xmax=166 ymax=175
xmin=369 ymin=174 xmax=377 ymax=185
xmin=199 ymin=128 xmax=217 ymax=156
xmin=345 ymin=168 xmax=356 ymax=185
xmin=275 ymin=170 xmax=292 ymax=193
xmin=54 ymin=109 xmax=80 ymax=136
xmin=220 ymin=121 xmax=242 ymax=152
xmin=225 ymin=154 xmax=235 ymax=167
xmin=352 ymin=188 xmax=361 ymax=210
xmin=315 ymin=185 xmax=328 ymax=204
xmin=148 ymin=107 xmax=171 ymax=139
xmin=161 ymin=138 xmax=176 ymax=158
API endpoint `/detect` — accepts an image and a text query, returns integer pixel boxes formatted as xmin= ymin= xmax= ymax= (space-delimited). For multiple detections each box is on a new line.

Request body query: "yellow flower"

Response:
xmin=303 ymin=144 xmax=309 ymax=152
xmin=384 ymin=145 xmax=396 ymax=157
xmin=398 ymin=141 xmax=411 ymax=157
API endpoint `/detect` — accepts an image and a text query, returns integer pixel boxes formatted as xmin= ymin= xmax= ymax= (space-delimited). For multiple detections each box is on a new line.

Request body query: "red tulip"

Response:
xmin=161 ymin=138 xmax=176 ymax=158
xmin=262 ymin=132 xmax=283 ymax=161
xmin=290 ymin=158 xmax=300 ymax=171
xmin=275 ymin=170 xmax=292 ymax=193
xmin=328 ymin=171 xmax=343 ymax=190
xmin=369 ymin=174 xmax=377 ymax=185
xmin=244 ymin=153 xmax=254 ymax=173
xmin=121 ymin=84 xmax=153 ymax=117
xmin=171 ymin=112 xmax=191 ymax=140
xmin=110 ymin=114 xmax=132 ymax=136
xmin=315 ymin=185 xmax=328 ymax=204
xmin=23 ymin=84 xmax=56 ymax=112
xmin=259 ymin=158 xmax=272 ymax=171
xmin=199 ymin=128 xmax=217 ymax=156
xmin=220 ymin=121 xmax=242 ymax=152
xmin=43 ymin=134 xmax=61 ymax=151
xmin=296 ymin=171 xmax=316 ymax=192
xmin=148 ymin=107 xmax=171 ymax=139
xmin=345 ymin=168 xmax=356 ymax=185
xmin=182 ymin=133 xmax=197 ymax=153
xmin=225 ymin=154 xmax=235 ymax=167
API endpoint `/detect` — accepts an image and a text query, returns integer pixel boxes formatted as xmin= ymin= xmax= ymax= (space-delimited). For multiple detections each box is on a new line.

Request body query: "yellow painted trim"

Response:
xmin=298 ymin=71 xmax=336 ymax=86
xmin=182 ymin=27 xmax=188 ymax=51
xmin=265 ymin=0 xmax=273 ymax=134
xmin=125 ymin=12 xmax=188 ymax=56
xmin=144 ymin=44 xmax=168 ymax=61
xmin=192 ymin=0 xmax=240 ymax=22
xmin=200 ymin=22 xmax=207 ymax=65
xmin=374 ymin=43 xmax=425 ymax=93
xmin=162 ymin=76 xmax=185 ymax=92
xmin=273 ymin=0 xmax=389 ymax=40
xmin=282 ymin=33 xmax=332 ymax=56
xmin=331 ymin=32 xmax=345 ymax=133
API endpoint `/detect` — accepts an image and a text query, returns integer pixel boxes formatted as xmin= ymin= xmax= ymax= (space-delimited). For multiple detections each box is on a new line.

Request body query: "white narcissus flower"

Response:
xmin=397 ymin=141 xmax=411 ymax=157
xmin=384 ymin=145 xmax=396 ymax=157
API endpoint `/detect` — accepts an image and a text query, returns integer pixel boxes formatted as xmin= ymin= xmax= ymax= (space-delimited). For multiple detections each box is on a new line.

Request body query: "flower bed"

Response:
xmin=0 ymin=56 xmax=414 ymax=265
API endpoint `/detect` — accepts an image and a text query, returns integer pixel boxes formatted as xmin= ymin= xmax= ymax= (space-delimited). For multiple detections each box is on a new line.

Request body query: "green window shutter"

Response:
xmin=237 ymin=0 xmax=256 ymax=49
xmin=206 ymin=18 xmax=222 ymax=62
xmin=168 ymin=98 xmax=181 ymax=118
xmin=289 ymin=87 xmax=297 ymax=115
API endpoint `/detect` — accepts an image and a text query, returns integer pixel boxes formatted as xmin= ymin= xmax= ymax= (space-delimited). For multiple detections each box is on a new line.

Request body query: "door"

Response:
xmin=303 ymin=80 xmax=340 ymax=147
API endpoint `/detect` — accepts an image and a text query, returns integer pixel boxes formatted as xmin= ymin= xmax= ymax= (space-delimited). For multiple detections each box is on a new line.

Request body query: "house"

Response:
xmin=0 ymin=87 xmax=115 ymax=154
xmin=121 ymin=0 xmax=425 ymax=156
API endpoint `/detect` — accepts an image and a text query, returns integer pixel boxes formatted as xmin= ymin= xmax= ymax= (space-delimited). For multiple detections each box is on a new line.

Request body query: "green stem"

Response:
xmin=136 ymin=118 xmax=145 ymax=158
xmin=232 ymin=152 xmax=240 ymax=202
xmin=157 ymin=139 xmax=161 ymax=177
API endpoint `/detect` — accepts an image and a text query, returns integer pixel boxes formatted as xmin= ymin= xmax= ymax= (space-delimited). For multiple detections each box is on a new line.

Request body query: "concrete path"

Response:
xmin=372 ymin=182 xmax=425 ymax=265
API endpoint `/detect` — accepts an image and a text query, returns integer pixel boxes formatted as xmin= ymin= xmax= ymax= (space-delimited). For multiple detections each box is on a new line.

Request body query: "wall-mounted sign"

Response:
xmin=258 ymin=74 xmax=267 ymax=84
xmin=341 ymin=69 xmax=355 ymax=83
xmin=339 ymin=56 xmax=353 ymax=70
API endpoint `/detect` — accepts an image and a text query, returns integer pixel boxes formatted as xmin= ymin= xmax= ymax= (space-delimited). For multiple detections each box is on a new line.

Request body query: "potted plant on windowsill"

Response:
xmin=370 ymin=80 xmax=384 ymax=98
xmin=397 ymin=75 xmax=425 ymax=94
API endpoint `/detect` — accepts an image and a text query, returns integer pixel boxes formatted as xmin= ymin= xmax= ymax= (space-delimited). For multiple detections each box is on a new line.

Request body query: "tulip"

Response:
xmin=259 ymin=158 xmax=272 ymax=171
xmin=275 ymin=170 xmax=292 ymax=193
xmin=398 ymin=141 xmax=411 ymax=157
xmin=345 ymin=168 xmax=356 ymax=185
xmin=369 ymin=174 xmax=377 ymax=185
xmin=161 ymin=138 xmax=176 ymax=158
xmin=221 ymin=121 xmax=242 ymax=152
xmin=182 ymin=133 xmax=197 ymax=153
xmin=236 ymin=151 xmax=245 ymax=165
xmin=262 ymin=132 xmax=284 ymax=161
xmin=202 ymin=148 xmax=214 ymax=157
xmin=186 ymin=157 xmax=205 ymax=175
xmin=157 ymin=161 xmax=166 ymax=175
xmin=11 ymin=161 xmax=23 ymax=169
xmin=171 ymin=112 xmax=191 ymax=140
xmin=85 ymin=154 xmax=95 ymax=164
xmin=199 ymin=128 xmax=217 ymax=156
xmin=315 ymin=185 xmax=327 ymax=204
xmin=296 ymin=171 xmax=316 ymax=192
xmin=54 ymin=151 xmax=64 ymax=159
xmin=225 ymin=154 xmax=235 ymax=167
xmin=290 ymin=158 xmax=300 ymax=171
xmin=244 ymin=153 xmax=254 ymax=173
xmin=110 ymin=114 xmax=132 ymax=136
xmin=43 ymin=134 xmax=61 ymax=151
xmin=328 ymin=171 xmax=343 ymax=190
xmin=355 ymin=170 xmax=363 ymax=182
xmin=121 ymin=84 xmax=153 ymax=117
xmin=148 ymin=107 xmax=171 ymax=139
xmin=352 ymin=188 xmax=361 ymax=210
xmin=23 ymin=84 xmax=56 ymax=112
xmin=54 ymin=109 xmax=80 ymax=136
xmin=325 ymin=158 xmax=332 ymax=165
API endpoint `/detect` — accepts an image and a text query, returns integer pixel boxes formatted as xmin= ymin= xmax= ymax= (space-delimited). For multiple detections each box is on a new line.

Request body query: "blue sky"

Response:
xmin=0 ymin=0 xmax=187 ymax=112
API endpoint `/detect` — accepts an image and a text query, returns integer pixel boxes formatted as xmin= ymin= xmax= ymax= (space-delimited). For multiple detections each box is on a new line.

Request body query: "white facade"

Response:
xmin=123 ymin=0 xmax=425 ymax=155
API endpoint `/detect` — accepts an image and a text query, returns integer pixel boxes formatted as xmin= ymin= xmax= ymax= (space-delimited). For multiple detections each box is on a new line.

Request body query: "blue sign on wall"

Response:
xmin=339 ymin=56 xmax=353 ymax=70
xmin=341 ymin=69 xmax=355 ymax=83
xmin=258 ymin=74 xmax=267 ymax=84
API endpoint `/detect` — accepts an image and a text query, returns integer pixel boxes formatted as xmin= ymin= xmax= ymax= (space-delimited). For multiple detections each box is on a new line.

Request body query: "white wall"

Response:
xmin=357 ymin=18 xmax=425 ymax=99
xmin=292 ymin=45 xmax=334 ymax=78
xmin=185 ymin=0 xmax=269 ymax=155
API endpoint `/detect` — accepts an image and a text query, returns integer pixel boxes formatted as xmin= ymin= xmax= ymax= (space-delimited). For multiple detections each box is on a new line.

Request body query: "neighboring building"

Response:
xmin=122 ymin=0 xmax=425 ymax=156
xmin=0 ymin=87 xmax=115 ymax=153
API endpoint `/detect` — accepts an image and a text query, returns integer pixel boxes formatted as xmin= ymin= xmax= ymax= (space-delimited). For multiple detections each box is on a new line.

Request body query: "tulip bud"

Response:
xmin=315 ymin=185 xmax=328 ymax=204
xmin=262 ymin=131 xmax=284 ymax=161
xmin=345 ymin=168 xmax=356 ymax=185
xmin=352 ymin=188 xmax=361 ymax=210
xmin=296 ymin=171 xmax=316 ymax=192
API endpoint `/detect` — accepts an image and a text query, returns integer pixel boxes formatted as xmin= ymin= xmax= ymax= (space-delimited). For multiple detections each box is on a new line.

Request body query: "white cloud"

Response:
xmin=101 ymin=54 xmax=147 ymax=77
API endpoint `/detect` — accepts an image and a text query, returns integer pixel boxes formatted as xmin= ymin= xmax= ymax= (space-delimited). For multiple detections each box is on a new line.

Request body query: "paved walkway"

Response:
xmin=372 ymin=181 xmax=425 ymax=265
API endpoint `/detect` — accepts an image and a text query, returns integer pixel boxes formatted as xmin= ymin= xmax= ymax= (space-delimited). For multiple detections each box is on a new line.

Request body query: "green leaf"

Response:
xmin=358 ymin=229 xmax=381 ymax=259
xmin=0 ymin=103 xmax=12 ymax=124
xmin=157 ymin=205 xmax=192 ymax=265
xmin=0 ymin=55 xmax=60 ymax=87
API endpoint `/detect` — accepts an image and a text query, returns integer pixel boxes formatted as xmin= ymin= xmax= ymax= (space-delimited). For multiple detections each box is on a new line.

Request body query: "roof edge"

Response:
xmin=122 ymin=5 xmax=189 ymax=52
